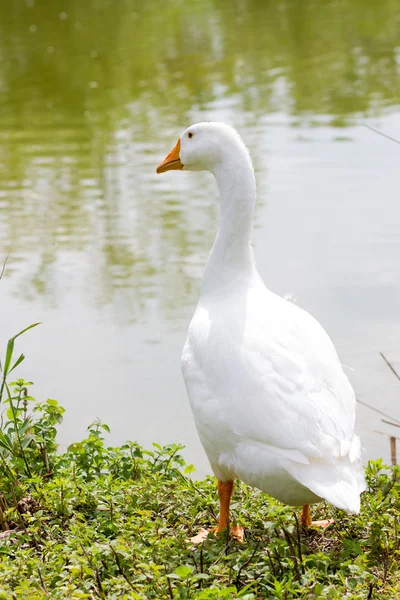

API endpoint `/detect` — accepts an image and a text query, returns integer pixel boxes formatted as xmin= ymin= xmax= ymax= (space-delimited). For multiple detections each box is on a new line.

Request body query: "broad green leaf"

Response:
xmin=174 ymin=565 xmax=193 ymax=578
xmin=184 ymin=464 xmax=196 ymax=475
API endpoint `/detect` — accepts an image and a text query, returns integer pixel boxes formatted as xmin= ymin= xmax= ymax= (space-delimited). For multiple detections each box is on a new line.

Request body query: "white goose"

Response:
xmin=156 ymin=122 xmax=366 ymax=541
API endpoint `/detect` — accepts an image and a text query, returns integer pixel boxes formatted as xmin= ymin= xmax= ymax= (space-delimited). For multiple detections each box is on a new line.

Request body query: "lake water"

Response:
xmin=1 ymin=0 xmax=399 ymax=475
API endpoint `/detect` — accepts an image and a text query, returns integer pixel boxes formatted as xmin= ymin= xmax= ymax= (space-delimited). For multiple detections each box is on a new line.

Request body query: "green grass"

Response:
xmin=1 ymin=328 xmax=400 ymax=599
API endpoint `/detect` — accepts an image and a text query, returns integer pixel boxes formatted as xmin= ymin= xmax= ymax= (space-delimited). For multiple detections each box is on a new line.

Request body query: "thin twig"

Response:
xmin=367 ymin=582 xmax=374 ymax=599
xmin=0 ymin=253 xmax=9 ymax=281
xmin=80 ymin=544 xmax=106 ymax=599
xmin=0 ymin=499 xmax=9 ymax=531
xmin=266 ymin=548 xmax=276 ymax=576
xmin=281 ymin=526 xmax=301 ymax=581
xmin=166 ymin=570 xmax=173 ymax=599
xmin=293 ymin=512 xmax=305 ymax=574
xmin=10 ymin=485 xmax=28 ymax=535
xmin=273 ymin=547 xmax=284 ymax=577
xmin=37 ymin=568 xmax=50 ymax=597
xmin=176 ymin=469 xmax=217 ymax=511
xmin=211 ymin=541 xmax=234 ymax=568
xmin=382 ymin=419 xmax=400 ymax=429
xmin=200 ymin=543 xmax=204 ymax=574
xmin=364 ymin=124 xmax=400 ymax=145
xmin=235 ymin=540 xmax=261 ymax=589
xmin=110 ymin=546 xmax=135 ymax=591
xmin=390 ymin=436 xmax=397 ymax=466
xmin=380 ymin=352 xmax=400 ymax=382
xmin=95 ymin=568 xmax=106 ymax=600
xmin=357 ymin=398 xmax=400 ymax=425
xmin=0 ymin=493 xmax=8 ymax=512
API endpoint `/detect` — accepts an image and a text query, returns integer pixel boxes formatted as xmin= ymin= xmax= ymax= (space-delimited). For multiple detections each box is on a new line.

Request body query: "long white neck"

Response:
xmin=201 ymin=152 xmax=256 ymax=294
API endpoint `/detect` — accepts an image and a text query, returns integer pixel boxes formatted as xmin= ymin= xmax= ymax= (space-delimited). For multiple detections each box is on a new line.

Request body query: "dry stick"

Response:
xmin=390 ymin=437 xmax=397 ymax=466
xmin=364 ymin=124 xmax=400 ymax=145
xmin=381 ymin=419 xmax=400 ymax=429
xmin=379 ymin=352 xmax=400 ymax=465
xmin=374 ymin=429 xmax=400 ymax=438
xmin=373 ymin=430 xmax=400 ymax=471
xmin=380 ymin=352 xmax=400 ymax=383
xmin=357 ymin=398 xmax=400 ymax=425
xmin=0 ymin=494 xmax=8 ymax=512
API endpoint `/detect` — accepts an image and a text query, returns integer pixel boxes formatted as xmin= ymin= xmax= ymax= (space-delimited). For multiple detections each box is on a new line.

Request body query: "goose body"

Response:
xmin=157 ymin=122 xmax=365 ymax=527
xmin=182 ymin=277 xmax=364 ymax=511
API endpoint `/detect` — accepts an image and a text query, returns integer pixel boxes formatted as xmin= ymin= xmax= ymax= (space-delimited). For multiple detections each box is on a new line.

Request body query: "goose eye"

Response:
xmin=188 ymin=132 xmax=194 ymax=139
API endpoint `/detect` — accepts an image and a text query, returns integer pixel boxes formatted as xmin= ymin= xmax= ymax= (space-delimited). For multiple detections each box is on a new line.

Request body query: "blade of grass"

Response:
xmin=9 ymin=353 xmax=25 ymax=374
xmin=0 ymin=323 xmax=40 ymax=404
xmin=12 ymin=322 xmax=41 ymax=341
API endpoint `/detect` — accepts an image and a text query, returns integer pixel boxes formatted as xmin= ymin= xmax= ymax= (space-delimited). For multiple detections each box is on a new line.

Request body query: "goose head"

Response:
xmin=156 ymin=122 xmax=253 ymax=175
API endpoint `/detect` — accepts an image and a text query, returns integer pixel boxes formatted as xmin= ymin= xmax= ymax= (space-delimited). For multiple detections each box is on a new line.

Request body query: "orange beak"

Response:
xmin=156 ymin=139 xmax=184 ymax=174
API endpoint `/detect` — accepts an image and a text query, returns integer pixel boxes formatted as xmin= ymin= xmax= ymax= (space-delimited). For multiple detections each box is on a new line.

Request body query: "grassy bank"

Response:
xmin=1 ymin=330 xmax=400 ymax=599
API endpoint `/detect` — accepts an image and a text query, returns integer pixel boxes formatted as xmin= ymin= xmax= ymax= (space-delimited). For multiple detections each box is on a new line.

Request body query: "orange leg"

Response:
xmin=190 ymin=480 xmax=244 ymax=543
xmin=216 ymin=480 xmax=233 ymax=532
xmin=300 ymin=504 xmax=312 ymax=527
xmin=300 ymin=504 xmax=333 ymax=529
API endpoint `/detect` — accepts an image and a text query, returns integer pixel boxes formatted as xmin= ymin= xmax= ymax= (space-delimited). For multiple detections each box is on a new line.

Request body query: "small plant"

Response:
xmin=0 ymin=325 xmax=65 ymax=497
